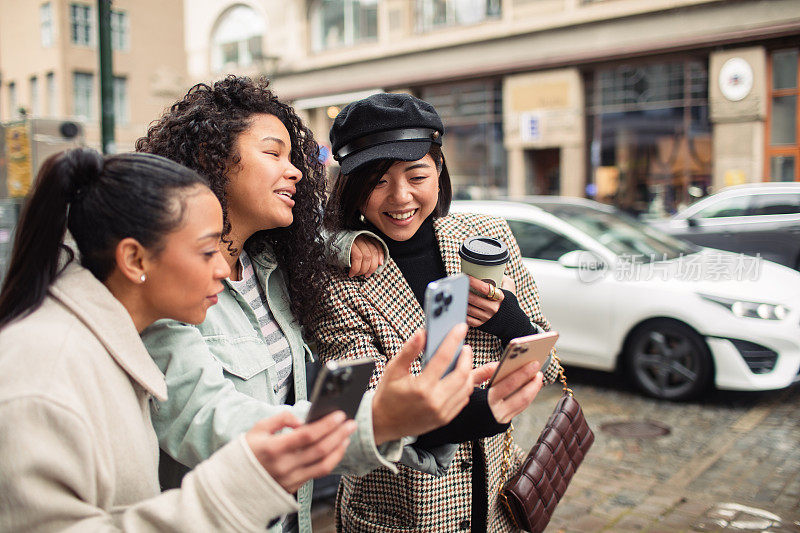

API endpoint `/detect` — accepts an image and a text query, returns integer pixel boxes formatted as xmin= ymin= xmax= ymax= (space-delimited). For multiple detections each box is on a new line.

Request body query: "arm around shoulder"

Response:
xmin=324 ymin=229 xmax=389 ymax=273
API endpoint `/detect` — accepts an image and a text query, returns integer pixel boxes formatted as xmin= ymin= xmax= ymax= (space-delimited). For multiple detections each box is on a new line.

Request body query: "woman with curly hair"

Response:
xmin=136 ymin=76 xmax=492 ymax=533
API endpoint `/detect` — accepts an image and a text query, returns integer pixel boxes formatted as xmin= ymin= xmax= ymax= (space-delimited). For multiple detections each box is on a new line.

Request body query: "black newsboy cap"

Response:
xmin=330 ymin=93 xmax=444 ymax=175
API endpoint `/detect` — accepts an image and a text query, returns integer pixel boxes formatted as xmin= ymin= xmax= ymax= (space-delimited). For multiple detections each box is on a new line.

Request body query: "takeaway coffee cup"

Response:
xmin=459 ymin=236 xmax=509 ymax=288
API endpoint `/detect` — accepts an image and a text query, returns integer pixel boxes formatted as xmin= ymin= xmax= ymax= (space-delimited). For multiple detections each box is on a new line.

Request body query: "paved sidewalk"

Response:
xmin=311 ymin=373 xmax=800 ymax=532
xmin=514 ymin=372 xmax=800 ymax=532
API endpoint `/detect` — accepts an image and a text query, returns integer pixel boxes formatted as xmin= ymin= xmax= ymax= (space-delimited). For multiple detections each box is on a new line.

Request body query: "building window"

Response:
xmin=72 ymin=72 xmax=94 ymax=119
xmin=46 ymin=72 xmax=56 ymax=116
xmin=30 ymin=77 xmax=40 ymax=116
xmin=113 ymin=76 xmax=128 ymax=125
xmin=587 ymin=59 xmax=712 ymax=215
xmin=41 ymin=3 xmax=54 ymax=47
xmin=419 ymin=80 xmax=505 ymax=196
xmin=111 ymin=10 xmax=129 ymax=50
xmin=415 ymin=0 xmax=500 ymax=33
xmin=311 ymin=0 xmax=378 ymax=52
xmin=8 ymin=82 xmax=18 ymax=118
xmin=211 ymin=5 xmax=266 ymax=72
xmin=70 ymin=3 xmax=93 ymax=45
xmin=766 ymin=48 xmax=799 ymax=182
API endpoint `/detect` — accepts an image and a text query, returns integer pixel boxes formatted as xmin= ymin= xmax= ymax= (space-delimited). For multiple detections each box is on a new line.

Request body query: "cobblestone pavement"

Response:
xmin=312 ymin=369 xmax=800 ymax=532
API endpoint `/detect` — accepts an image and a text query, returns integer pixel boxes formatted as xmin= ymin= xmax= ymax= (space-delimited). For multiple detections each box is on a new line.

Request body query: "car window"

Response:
xmin=747 ymin=193 xmax=800 ymax=216
xmin=533 ymin=203 xmax=698 ymax=260
xmin=506 ymin=219 xmax=582 ymax=260
xmin=693 ymin=195 xmax=749 ymax=218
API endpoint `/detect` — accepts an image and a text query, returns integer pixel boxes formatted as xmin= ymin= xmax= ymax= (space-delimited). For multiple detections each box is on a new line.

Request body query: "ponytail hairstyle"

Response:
xmin=0 ymin=148 xmax=209 ymax=328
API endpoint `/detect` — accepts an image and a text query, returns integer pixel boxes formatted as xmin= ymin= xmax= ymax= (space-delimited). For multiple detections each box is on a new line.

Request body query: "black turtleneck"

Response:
xmin=368 ymin=215 xmax=537 ymax=532
xmin=369 ymin=216 xmax=537 ymax=347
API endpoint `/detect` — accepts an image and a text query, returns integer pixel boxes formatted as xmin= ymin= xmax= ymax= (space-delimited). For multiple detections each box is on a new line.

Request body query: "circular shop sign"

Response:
xmin=719 ymin=57 xmax=754 ymax=102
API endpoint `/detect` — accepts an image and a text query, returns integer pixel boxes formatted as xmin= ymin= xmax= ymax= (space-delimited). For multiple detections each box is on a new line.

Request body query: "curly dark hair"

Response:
xmin=136 ymin=75 xmax=329 ymax=328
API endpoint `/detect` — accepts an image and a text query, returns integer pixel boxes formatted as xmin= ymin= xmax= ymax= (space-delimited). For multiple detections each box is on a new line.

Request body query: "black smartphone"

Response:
xmin=422 ymin=273 xmax=469 ymax=376
xmin=306 ymin=358 xmax=376 ymax=423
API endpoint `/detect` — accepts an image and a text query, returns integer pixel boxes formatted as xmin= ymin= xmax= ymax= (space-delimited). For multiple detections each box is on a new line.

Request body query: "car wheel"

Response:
xmin=624 ymin=319 xmax=712 ymax=401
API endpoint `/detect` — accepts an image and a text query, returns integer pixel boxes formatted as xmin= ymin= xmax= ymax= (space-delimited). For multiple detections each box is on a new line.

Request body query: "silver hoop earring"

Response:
xmin=140 ymin=274 xmax=146 ymax=283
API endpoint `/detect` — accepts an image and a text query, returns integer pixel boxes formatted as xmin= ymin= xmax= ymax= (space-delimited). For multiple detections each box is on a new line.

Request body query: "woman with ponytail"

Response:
xmin=0 ymin=148 xmax=356 ymax=532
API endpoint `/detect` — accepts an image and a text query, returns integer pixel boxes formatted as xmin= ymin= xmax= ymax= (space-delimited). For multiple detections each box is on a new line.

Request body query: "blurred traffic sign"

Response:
xmin=520 ymin=112 xmax=541 ymax=142
xmin=1 ymin=119 xmax=85 ymax=198
xmin=318 ymin=143 xmax=332 ymax=165
xmin=5 ymin=121 xmax=32 ymax=198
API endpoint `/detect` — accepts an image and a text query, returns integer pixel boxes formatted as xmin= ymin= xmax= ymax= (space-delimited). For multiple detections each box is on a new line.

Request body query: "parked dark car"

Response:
xmin=648 ymin=183 xmax=800 ymax=270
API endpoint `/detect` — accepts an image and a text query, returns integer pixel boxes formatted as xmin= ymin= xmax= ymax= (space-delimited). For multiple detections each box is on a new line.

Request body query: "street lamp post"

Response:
xmin=97 ymin=0 xmax=114 ymax=154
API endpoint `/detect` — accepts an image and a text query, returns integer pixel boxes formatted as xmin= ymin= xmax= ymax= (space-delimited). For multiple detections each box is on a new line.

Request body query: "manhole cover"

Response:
xmin=600 ymin=420 xmax=671 ymax=438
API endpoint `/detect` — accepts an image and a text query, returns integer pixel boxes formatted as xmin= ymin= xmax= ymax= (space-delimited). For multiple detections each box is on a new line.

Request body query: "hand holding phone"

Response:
xmin=422 ymin=274 xmax=469 ymax=376
xmin=488 ymin=331 xmax=559 ymax=387
xmin=306 ymin=358 xmax=376 ymax=423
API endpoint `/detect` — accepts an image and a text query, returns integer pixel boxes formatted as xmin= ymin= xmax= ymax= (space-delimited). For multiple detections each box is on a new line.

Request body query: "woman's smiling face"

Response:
xmin=361 ymin=154 xmax=440 ymax=241
xmin=225 ymin=113 xmax=303 ymax=235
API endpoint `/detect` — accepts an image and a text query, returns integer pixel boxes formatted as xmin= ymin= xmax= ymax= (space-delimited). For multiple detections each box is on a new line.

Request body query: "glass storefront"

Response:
xmin=418 ymin=79 xmax=505 ymax=198
xmin=586 ymin=59 xmax=712 ymax=216
xmin=767 ymin=47 xmax=799 ymax=181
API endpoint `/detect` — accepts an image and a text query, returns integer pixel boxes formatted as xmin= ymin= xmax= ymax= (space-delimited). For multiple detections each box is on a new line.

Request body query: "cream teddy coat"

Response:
xmin=0 ymin=262 xmax=297 ymax=532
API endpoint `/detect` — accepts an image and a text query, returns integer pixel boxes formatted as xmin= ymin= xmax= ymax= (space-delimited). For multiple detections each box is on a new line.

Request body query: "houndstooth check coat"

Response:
xmin=314 ymin=212 xmax=554 ymax=533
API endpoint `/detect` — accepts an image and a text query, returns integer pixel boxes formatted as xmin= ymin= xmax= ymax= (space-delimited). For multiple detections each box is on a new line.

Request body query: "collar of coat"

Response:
xmin=360 ymin=215 xmax=464 ymax=341
xmin=49 ymin=262 xmax=168 ymax=401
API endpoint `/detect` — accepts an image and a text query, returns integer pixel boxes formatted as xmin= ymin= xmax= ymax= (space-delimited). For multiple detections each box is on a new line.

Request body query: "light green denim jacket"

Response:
xmin=142 ymin=235 xmax=401 ymax=533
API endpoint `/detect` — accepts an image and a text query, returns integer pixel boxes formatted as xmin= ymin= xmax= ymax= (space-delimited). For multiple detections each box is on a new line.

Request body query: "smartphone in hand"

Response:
xmin=306 ymin=358 xmax=376 ymax=423
xmin=422 ymin=273 xmax=469 ymax=376
xmin=488 ymin=331 xmax=559 ymax=387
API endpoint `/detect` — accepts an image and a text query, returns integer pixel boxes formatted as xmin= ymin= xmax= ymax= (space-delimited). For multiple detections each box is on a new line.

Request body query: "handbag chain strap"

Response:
xmin=499 ymin=353 xmax=571 ymax=511
xmin=554 ymin=353 xmax=573 ymax=397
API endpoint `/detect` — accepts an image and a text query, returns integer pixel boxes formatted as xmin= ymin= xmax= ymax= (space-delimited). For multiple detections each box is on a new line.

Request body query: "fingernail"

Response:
xmin=333 ymin=411 xmax=346 ymax=423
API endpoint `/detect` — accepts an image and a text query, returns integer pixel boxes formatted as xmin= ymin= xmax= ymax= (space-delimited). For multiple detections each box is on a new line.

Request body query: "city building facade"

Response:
xmin=0 ymin=0 xmax=188 ymax=153
xmin=191 ymin=1 xmax=800 ymax=213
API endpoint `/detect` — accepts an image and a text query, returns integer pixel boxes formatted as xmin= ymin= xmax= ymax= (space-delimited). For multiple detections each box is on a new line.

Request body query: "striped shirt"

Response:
xmin=228 ymin=251 xmax=293 ymax=404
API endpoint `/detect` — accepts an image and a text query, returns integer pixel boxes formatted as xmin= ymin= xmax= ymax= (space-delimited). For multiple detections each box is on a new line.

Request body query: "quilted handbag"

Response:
xmin=499 ymin=355 xmax=594 ymax=533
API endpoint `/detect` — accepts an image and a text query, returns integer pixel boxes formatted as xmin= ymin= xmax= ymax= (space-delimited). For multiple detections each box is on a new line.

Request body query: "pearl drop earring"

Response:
xmin=359 ymin=213 xmax=366 ymax=224
xmin=140 ymin=274 xmax=146 ymax=283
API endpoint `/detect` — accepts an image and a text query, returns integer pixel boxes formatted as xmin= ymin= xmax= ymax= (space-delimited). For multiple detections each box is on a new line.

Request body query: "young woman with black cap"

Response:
xmin=317 ymin=92 xmax=561 ymax=532
xmin=135 ymin=76 xmax=495 ymax=533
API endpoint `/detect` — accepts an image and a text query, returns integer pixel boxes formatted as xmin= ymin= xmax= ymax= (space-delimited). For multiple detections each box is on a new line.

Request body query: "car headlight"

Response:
xmin=699 ymin=294 xmax=790 ymax=320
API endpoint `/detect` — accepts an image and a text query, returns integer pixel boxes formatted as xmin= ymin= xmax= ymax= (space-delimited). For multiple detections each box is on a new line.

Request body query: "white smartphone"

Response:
xmin=488 ymin=331 xmax=559 ymax=387
xmin=306 ymin=358 xmax=376 ymax=423
xmin=422 ymin=273 xmax=469 ymax=376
